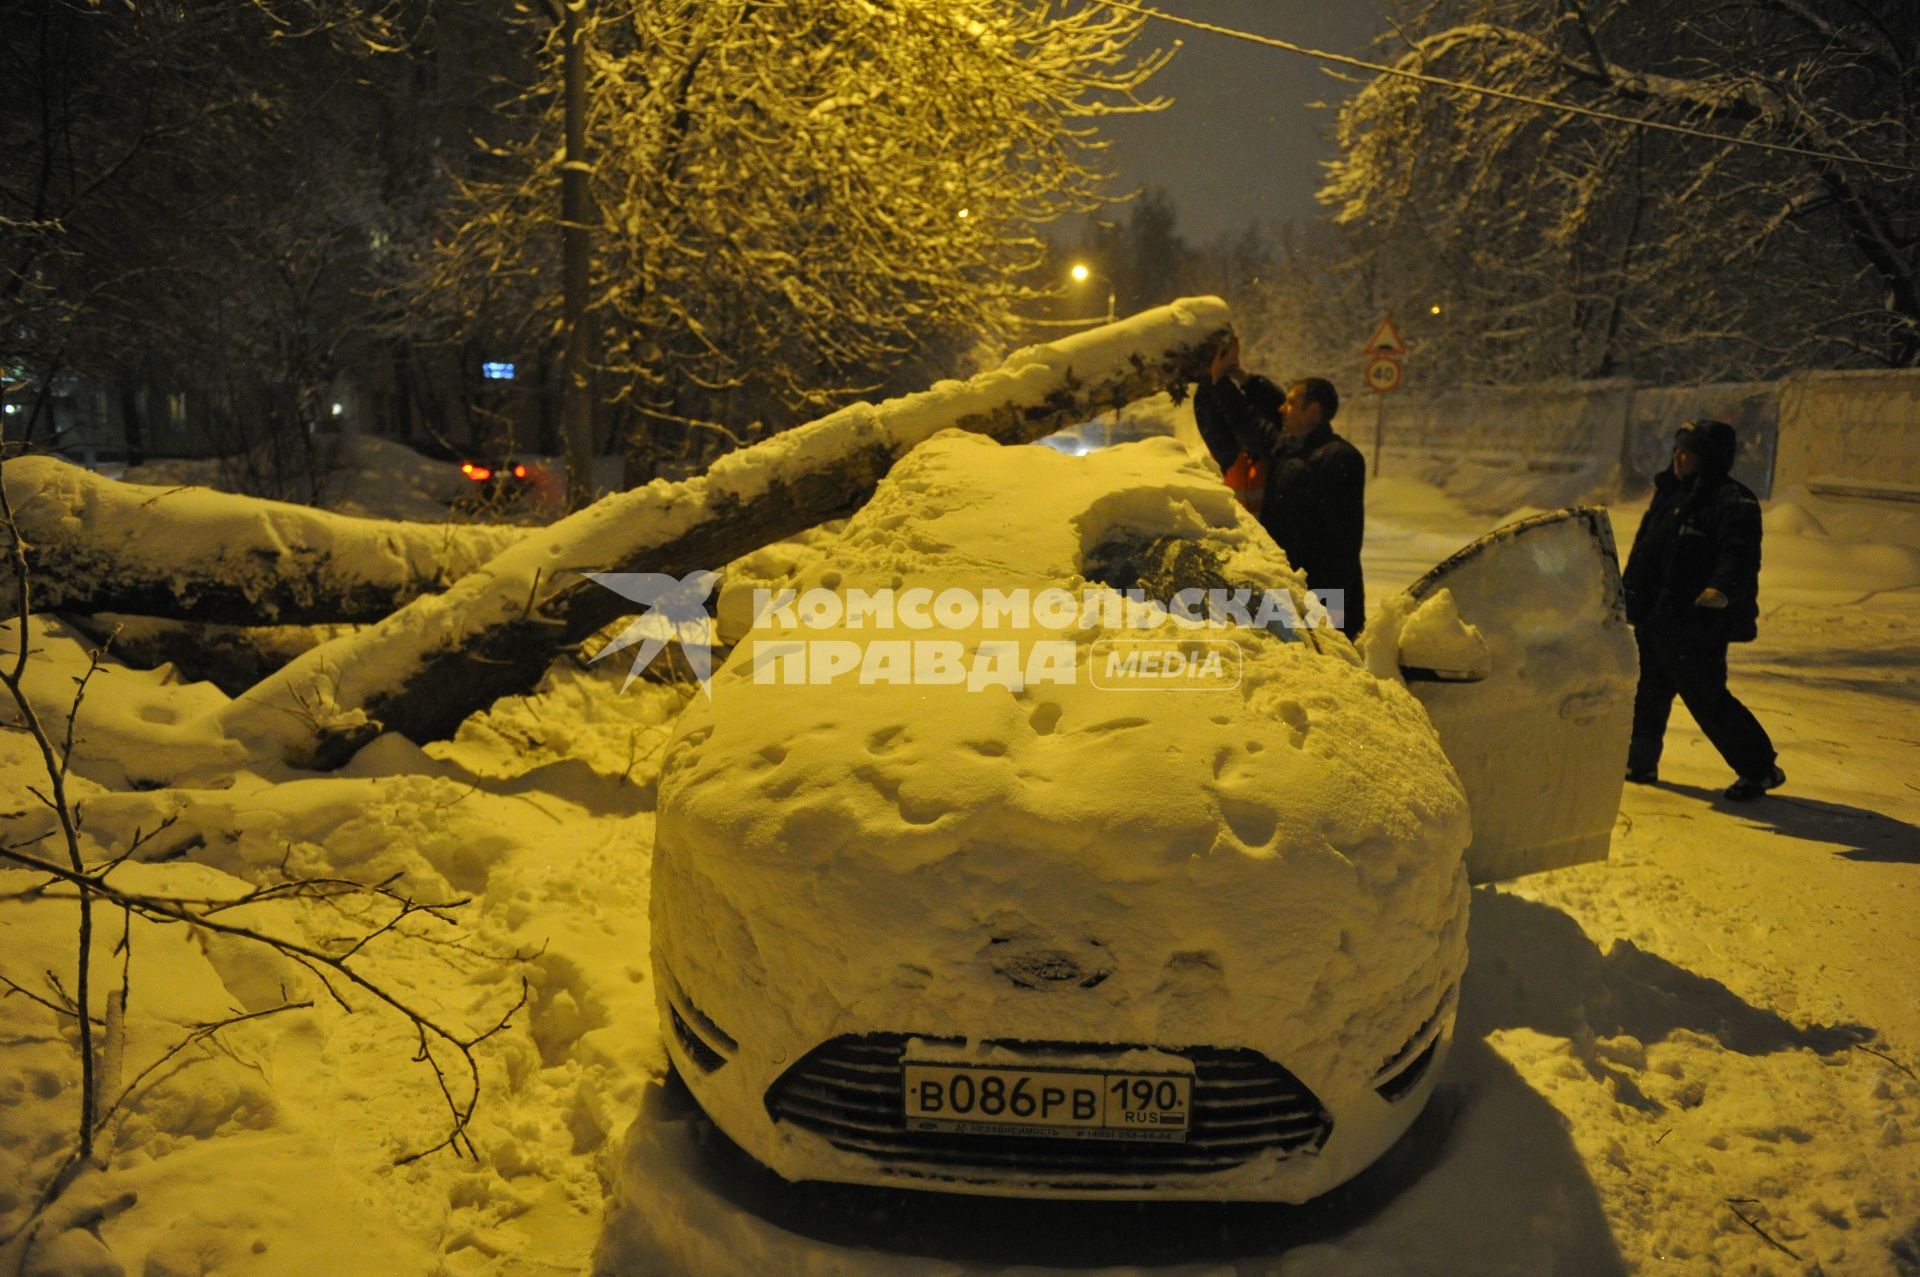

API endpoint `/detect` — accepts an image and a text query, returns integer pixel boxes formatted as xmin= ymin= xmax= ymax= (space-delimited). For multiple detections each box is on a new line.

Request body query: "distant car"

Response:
xmin=650 ymin=431 xmax=1633 ymax=1202
xmin=452 ymin=456 xmax=556 ymax=513
xmin=455 ymin=457 xmax=527 ymax=499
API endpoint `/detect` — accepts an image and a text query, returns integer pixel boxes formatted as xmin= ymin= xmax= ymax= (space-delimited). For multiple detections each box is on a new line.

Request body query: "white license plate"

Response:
xmin=903 ymin=1063 xmax=1191 ymax=1142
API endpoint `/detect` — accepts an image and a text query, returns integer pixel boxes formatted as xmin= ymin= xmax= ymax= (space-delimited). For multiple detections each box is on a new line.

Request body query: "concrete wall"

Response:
xmin=1326 ymin=368 xmax=1919 ymax=513
xmin=1772 ymin=368 xmax=1920 ymax=500
xmin=1340 ymin=381 xmax=1635 ymax=512
xmin=1621 ymin=382 xmax=1778 ymax=498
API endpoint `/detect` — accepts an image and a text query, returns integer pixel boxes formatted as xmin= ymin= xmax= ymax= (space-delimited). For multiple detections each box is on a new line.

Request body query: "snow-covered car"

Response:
xmin=650 ymin=430 xmax=1634 ymax=1202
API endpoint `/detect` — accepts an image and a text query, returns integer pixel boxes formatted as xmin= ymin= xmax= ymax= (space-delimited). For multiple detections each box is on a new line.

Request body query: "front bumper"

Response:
xmin=661 ymin=979 xmax=1458 ymax=1202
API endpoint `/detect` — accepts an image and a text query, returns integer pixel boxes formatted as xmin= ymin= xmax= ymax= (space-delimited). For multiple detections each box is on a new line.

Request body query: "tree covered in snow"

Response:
xmin=1188 ymin=219 xmax=1381 ymax=390
xmin=414 ymin=0 xmax=1173 ymax=479
xmin=1321 ymin=0 xmax=1920 ymax=383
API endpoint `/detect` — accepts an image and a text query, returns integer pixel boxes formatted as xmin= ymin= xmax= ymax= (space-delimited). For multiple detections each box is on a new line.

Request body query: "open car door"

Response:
xmin=1398 ymin=507 xmax=1636 ymax=884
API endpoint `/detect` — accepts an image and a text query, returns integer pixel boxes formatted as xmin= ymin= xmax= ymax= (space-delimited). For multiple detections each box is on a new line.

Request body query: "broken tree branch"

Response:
xmin=0 ymin=455 xmax=524 ymax=625
xmin=211 ymin=298 xmax=1232 ymax=771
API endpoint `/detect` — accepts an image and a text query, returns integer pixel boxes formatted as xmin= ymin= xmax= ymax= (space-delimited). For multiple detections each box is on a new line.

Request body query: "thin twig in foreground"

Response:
xmin=0 ymin=971 xmax=104 ymax=1026
xmin=1854 ymin=1042 xmax=1918 ymax=1081
xmin=1724 ymin=1199 xmax=1802 ymax=1261
xmin=0 ymin=842 xmax=522 ymax=1163
xmin=96 ymin=1001 xmax=314 ymax=1135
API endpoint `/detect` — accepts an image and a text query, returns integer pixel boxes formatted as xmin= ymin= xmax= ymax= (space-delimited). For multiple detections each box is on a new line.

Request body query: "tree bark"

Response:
xmin=64 ymin=613 xmax=348 ymax=696
xmin=0 ymin=455 xmax=525 ymax=625
xmin=213 ymin=298 xmax=1232 ymax=772
xmin=117 ymin=381 xmax=148 ymax=467
xmin=559 ymin=0 xmax=595 ymax=510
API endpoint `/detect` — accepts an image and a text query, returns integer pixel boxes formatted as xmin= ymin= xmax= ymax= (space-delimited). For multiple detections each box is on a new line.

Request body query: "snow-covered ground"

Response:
xmin=3 ymin=434 xmax=1918 ymax=1276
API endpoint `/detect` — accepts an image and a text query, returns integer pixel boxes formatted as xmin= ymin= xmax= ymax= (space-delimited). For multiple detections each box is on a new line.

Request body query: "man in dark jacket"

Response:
xmin=1621 ymin=419 xmax=1783 ymax=802
xmin=1194 ymin=335 xmax=1367 ymax=637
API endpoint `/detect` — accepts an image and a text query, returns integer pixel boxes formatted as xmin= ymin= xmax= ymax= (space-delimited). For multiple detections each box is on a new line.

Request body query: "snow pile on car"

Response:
xmin=655 ymin=431 xmax=1472 ymax=1107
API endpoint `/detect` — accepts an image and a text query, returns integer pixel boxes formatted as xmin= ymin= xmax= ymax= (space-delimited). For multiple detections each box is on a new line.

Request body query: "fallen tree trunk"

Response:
xmin=210 ymin=298 xmax=1232 ymax=772
xmin=0 ymin=455 xmax=524 ymax=625
xmin=64 ymin=613 xmax=352 ymax=696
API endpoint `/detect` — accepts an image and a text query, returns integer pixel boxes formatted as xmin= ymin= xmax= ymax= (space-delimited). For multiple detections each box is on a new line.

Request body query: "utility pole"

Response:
xmin=558 ymin=0 xmax=594 ymax=510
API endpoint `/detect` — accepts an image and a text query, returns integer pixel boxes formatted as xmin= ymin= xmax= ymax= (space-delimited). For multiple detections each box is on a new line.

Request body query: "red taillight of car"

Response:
xmin=513 ymin=464 xmax=527 ymax=478
xmin=461 ymin=462 xmax=492 ymax=481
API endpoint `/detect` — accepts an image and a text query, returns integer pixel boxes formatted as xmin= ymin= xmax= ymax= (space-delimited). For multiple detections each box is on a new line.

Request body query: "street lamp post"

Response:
xmin=1068 ymin=262 xmax=1120 ymax=445
xmin=1070 ymin=262 xmax=1115 ymax=325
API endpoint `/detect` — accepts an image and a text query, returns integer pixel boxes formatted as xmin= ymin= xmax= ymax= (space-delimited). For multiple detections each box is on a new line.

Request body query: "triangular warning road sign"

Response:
xmin=1362 ymin=315 xmax=1407 ymax=357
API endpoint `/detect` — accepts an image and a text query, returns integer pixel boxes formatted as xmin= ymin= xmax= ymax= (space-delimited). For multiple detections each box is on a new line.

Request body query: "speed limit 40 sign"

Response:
xmin=1365 ymin=355 xmax=1403 ymax=393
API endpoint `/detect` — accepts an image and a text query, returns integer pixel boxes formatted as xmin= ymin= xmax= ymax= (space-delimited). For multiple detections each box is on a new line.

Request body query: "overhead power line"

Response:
xmin=1098 ymin=0 xmax=1920 ymax=178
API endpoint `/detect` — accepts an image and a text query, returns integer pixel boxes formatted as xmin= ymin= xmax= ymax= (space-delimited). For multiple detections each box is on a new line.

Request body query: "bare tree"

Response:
xmin=416 ymin=0 xmax=1176 ymax=483
xmin=1 ymin=0 xmax=509 ymax=492
xmin=1321 ymin=0 xmax=1920 ymax=383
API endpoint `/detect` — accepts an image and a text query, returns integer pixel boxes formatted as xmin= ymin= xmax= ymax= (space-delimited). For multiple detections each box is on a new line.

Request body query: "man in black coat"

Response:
xmin=1194 ymin=335 xmax=1367 ymax=638
xmin=1621 ymin=419 xmax=1783 ymax=802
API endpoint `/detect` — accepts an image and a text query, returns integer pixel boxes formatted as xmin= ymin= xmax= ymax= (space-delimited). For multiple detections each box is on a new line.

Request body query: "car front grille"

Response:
xmin=764 ymin=1034 xmax=1332 ymax=1183
xmin=663 ymin=970 xmax=737 ymax=1074
xmin=1370 ymin=981 xmax=1456 ymax=1102
xmin=669 ymin=1006 xmax=728 ymax=1073
xmin=1373 ymin=1037 xmax=1439 ymax=1103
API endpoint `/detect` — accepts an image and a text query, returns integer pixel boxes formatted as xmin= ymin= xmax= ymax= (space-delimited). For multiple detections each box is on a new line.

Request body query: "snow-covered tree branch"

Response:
xmin=1 ymin=455 xmax=522 ymax=625
xmin=212 ymin=300 xmax=1229 ymax=773
xmin=1322 ymin=0 xmax=1919 ymax=381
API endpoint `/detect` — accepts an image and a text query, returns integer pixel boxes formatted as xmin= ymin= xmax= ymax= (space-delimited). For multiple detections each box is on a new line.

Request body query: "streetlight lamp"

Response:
xmin=1068 ymin=262 xmax=1121 ymax=445
xmin=1070 ymin=262 xmax=1116 ymax=325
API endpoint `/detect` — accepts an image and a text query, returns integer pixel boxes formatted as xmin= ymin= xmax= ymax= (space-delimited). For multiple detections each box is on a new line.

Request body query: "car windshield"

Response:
xmin=719 ymin=431 xmax=1341 ymax=662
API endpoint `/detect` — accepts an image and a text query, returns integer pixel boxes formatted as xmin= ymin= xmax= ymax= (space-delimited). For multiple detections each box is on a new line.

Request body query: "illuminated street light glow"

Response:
xmin=1068 ymin=262 xmax=1114 ymax=324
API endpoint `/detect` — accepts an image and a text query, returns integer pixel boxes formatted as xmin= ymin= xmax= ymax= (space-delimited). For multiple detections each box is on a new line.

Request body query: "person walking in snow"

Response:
xmin=1194 ymin=334 xmax=1367 ymax=638
xmin=1621 ymin=419 xmax=1783 ymax=802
